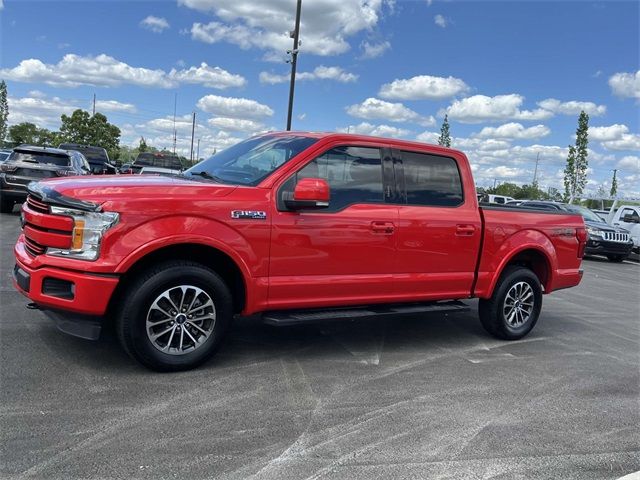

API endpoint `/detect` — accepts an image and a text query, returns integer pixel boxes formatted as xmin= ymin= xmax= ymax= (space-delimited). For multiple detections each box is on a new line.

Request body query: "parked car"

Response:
xmin=607 ymin=204 xmax=640 ymax=253
xmin=130 ymin=152 xmax=183 ymax=175
xmin=0 ymin=145 xmax=91 ymax=213
xmin=13 ymin=132 xmax=586 ymax=371
xmin=58 ymin=144 xmax=117 ymax=175
xmin=118 ymin=163 xmax=133 ymax=174
xmin=479 ymin=194 xmax=515 ymax=205
xmin=140 ymin=166 xmax=181 ymax=177
xmin=505 ymin=199 xmax=526 ymax=206
xmin=519 ymin=201 xmax=633 ymax=262
xmin=0 ymin=148 xmax=12 ymax=163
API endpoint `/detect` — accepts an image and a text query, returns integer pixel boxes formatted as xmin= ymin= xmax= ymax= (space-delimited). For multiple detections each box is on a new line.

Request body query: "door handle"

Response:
xmin=371 ymin=221 xmax=395 ymax=234
xmin=456 ymin=224 xmax=476 ymax=236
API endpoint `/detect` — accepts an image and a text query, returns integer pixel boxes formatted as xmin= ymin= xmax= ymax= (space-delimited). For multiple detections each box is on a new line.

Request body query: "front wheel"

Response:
xmin=479 ymin=266 xmax=542 ymax=340
xmin=116 ymin=260 xmax=233 ymax=371
xmin=0 ymin=196 xmax=14 ymax=214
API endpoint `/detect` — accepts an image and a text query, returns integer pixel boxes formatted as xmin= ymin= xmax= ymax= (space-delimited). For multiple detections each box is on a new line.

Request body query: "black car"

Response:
xmin=519 ymin=201 xmax=634 ymax=262
xmin=0 ymin=145 xmax=91 ymax=213
xmin=129 ymin=152 xmax=183 ymax=174
xmin=58 ymin=143 xmax=117 ymax=174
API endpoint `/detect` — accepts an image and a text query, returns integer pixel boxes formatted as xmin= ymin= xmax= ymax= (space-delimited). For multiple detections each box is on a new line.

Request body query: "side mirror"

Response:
xmin=623 ymin=214 xmax=639 ymax=224
xmin=284 ymin=177 xmax=330 ymax=210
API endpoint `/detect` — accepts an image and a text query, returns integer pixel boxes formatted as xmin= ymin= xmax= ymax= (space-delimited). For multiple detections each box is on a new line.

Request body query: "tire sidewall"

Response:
xmin=121 ymin=264 xmax=232 ymax=371
xmin=495 ymin=269 xmax=542 ymax=338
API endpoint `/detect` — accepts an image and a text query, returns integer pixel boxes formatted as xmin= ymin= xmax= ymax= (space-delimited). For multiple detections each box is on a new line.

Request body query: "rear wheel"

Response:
xmin=0 ymin=196 xmax=14 ymax=214
xmin=606 ymin=254 xmax=627 ymax=263
xmin=116 ymin=260 xmax=233 ymax=371
xmin=479 ymin=266 xmax=542 ymax=340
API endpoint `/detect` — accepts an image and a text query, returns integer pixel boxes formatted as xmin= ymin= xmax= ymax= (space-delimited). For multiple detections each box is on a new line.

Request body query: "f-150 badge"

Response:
xmin=231 ymin=210 xmax=267 ymax=220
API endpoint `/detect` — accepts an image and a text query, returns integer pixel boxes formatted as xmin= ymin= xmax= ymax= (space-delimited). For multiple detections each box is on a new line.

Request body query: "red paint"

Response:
xmin=12 ymin=132 xmax=584 ymax=319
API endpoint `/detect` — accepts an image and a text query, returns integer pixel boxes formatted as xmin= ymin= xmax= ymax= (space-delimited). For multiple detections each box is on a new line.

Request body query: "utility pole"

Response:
xmin=190 ymin=112 xmax=196 ymax=162
xmin=172 ymin=93 xmax=177 ymax=154
xmin=92 ymin=93 xmax=96 ymax=116
xmin=196 ymin=138 xmax=200 ymax=163
xmin=532 ymin=152 xmax=540 ymax=185
xmin=286 ymin=0 xmax=302 ymax=131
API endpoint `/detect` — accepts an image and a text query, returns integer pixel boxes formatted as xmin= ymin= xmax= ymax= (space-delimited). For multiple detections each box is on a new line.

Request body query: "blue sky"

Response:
xmin=1 ymin=0 xmax=638 ymax=196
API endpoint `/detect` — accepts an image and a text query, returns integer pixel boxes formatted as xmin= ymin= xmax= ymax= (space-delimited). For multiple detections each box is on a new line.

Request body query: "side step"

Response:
xmin=262 ymin=301 xmax=469 ymax=327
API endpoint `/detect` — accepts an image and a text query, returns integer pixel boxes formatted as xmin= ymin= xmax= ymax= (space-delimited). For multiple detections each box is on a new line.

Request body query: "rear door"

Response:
xmin=268 ymin=145 xmax=399 ymax=309
xmin=392 ymin=149 xmax=481 ymax=300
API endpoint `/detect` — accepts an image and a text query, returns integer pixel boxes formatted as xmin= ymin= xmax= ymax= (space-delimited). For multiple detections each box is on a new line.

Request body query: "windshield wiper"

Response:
xmin=187 ymin=171 xmax=225 ymax=183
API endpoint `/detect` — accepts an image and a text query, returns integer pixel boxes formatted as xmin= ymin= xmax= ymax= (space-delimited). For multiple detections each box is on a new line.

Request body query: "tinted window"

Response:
xmin=400 ymin=151 xmax=463 ymax=206
xmin=495 ymin=197 xmax=505 ymax=204
xmin=9 ymin=151 xmax=70 ymax=167
xmin=621 ymin=208 xmax=639 ymax=222
xmin=283 ymin=146 xmax=383 ymax=212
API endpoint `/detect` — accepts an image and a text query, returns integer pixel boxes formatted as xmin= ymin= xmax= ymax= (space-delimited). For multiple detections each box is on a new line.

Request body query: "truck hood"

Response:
xmin=584 ymin=219 xmax=629 ymax=234
xmin=30 ymin=174 xmax=237 ymax=210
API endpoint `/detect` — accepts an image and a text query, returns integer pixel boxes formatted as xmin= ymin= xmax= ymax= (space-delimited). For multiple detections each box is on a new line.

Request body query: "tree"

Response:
xmin=0 ymin=80 xmax=8 ymax=144
xmin=138 ymin=137 xmax=148 ymax=153
xmin=563 ymin=111 xmax=589 ymax=204
xmin=610 ymin=169 xmax=618 ymax=198
xmin=59 ymin=109 xmax=121 ymax=159
xmin=8 ymin=122 xmax=59 ymax=146
xmin=437 ymin=114 xmax=451 ymax=147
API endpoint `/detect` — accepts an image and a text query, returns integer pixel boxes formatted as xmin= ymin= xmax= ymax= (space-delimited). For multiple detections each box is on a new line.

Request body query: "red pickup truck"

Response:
xmin=13 ymin=132 xmax=586 ymax=371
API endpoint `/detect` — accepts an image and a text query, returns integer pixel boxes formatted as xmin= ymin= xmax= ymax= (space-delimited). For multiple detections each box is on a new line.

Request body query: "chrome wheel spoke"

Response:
xmin=504 ymin=281 xmax=535 ymax=327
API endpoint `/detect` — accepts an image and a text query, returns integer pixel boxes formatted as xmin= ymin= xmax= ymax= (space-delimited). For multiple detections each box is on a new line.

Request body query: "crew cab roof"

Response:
xmin=13 ymin=145 xmax=74 ymax=155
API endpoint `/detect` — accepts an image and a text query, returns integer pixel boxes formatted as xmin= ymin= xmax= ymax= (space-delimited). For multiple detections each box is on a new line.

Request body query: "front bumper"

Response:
xmin=585 ymin=238 xmax=634 ymax=257
xmin=13 ymin=259 xmax=119 ymax=317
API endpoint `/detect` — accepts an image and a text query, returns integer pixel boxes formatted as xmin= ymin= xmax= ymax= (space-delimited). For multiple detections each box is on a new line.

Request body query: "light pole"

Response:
xmin=286 ymin=0 xmax=302 ymax=131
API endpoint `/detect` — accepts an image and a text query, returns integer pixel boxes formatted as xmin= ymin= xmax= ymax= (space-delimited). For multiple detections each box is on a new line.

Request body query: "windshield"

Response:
xmin=9 ymin=151 xmax=70 ymax=167
xmin=184 ymin=134 xmax=319 ymax=185
xmin=134 ymin=152 xmax=182 ymax=169
xmin=564 ymin=204 xmax=604 ymax=223
xmin=59 ymin=145 xmax=109 ymax=163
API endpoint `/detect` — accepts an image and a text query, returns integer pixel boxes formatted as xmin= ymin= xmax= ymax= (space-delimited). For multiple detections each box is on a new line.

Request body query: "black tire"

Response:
xmin=479 ymin=266 xmax=542 ymax=340
xmin=0 ymin=196 xmax=14 ymax=214
xmin=606 ymin=254 xmax=626 ymax=263
xmin=116 ymin=260 xmax=233 ymax=372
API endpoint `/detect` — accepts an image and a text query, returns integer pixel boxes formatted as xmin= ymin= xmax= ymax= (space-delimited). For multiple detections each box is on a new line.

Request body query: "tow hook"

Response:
xmin=26 ymin=303 xmax=40 ymax=310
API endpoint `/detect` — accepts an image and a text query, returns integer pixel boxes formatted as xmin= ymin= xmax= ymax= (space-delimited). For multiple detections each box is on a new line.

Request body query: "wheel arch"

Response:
xmin=484 ymin=245 xmax=555 ymax=298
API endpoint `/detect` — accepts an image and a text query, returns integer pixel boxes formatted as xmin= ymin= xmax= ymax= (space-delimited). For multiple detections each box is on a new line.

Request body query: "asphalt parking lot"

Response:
xmin=1 ymin=209 xmax=639 ymax=480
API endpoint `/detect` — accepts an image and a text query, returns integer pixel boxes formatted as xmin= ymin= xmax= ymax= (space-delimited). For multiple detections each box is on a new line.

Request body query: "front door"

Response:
xmin=268 ymin=145 xmax=399 ymax=310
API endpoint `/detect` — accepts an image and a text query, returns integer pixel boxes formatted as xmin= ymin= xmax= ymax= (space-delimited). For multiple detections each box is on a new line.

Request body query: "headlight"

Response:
xmin=47 ymin=206 xmax=119 ymax=261
xmin=586 ymin=226 xmax=603 ymax=238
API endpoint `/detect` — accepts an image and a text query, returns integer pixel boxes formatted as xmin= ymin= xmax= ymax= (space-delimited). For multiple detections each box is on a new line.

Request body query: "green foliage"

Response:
xmin=0 ymin=80 xmax=8 ymax=144
xmin=59 ymin=109 xmax=121 ymax=160
xmin=563 ymin=111 xmax=589 ymax=203
xmin=8 ymin=122 xmax=59 ymax=146
xmin=610 ymin=170 xmax=618 ymax=198
xmin=139 ymin=137 xmax=148 ymax=153
xmin=486 ymin=182 xmax=552 ymax=200
xmin=437 ymin=114 xmax=451 ymax=147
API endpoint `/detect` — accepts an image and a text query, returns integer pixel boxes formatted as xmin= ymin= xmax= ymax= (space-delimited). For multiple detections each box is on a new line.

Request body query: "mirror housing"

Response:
xmin=623 ymin=214 xmax=639 ymax=224
xmin=284 ymin=177 xmax=330 ymax=210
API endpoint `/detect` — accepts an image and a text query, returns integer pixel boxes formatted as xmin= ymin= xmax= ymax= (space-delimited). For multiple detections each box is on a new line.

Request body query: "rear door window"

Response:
xmin=10 ymin=151 xmax=70 ymax=167
xmin=397 ymin=151 xmax=463 ymax=207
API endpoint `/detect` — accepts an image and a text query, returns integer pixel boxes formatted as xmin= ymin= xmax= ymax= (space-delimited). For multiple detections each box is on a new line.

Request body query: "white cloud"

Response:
xmin=94 ymin=100 xmax=137 ymax=113
xmin=140 ymin=15 xmax=170 ymax=33
xmin=183 ymin=0 xmax=391 ymax=57
xmin=416 ymin=131 xmax=439 ymax=144
xmin=617 ymin=156 xmax=640 ymax=174
xmin=443 ymin=94 xmax=552 ymax=123
xmin=434 ymin=14 xmax=447 ymax=28
xmin=475 ymin=122 xmax=550 ymax=140
xmin=0 ymin=0 xmax=4 ymax=10
xmin=259 ymin=66 xmax=357 ymax=85
xmin=537 ymin=98 xmax=606 ymax=116
xmin=608 ymin=70 xmax=640 ymax=99
xmin=207 ymin=117 xmax=265 ymax=133
xmin=7 ymin=94 xmax=78 ymax=129
xmin=346 ymin=97 xmax=435 ymax=126
xmin=589 ymin=124 xmax=629 ymax=141
xmin=338 ymin=122 xmax=409 ymax=138
xmin=601 ymin=133 xmax=640 ymax=151
xmin=379 ymin=74 xmax=469 ymax=100
xmin=196 ymin=94 xmax=274 ymax=120
xmin=169 ymin=62 xmax=246 ymax=88
xmin=360 ymin=41 xmax=391 ymax=59
xmin=0 ymin=54 xmax=246 ymax=90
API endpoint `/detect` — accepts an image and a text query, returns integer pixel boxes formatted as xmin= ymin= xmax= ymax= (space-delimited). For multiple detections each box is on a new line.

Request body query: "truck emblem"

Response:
xmin=231 ymin=210 xmax=267 ymax=220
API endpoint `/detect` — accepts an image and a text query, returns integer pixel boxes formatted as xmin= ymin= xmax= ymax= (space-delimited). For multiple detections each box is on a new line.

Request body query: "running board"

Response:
xmin=262 ymin=301 xmax=469 ymax=327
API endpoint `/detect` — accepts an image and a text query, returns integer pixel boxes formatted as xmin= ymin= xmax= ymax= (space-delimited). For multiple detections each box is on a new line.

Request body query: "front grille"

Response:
xmin=24 ymin=236 xmax=46 ymax=256
xmin=27 ymin=195 xmax=50 ymax=214
xmin=602 ymin=232 xmax=629 ymax=243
